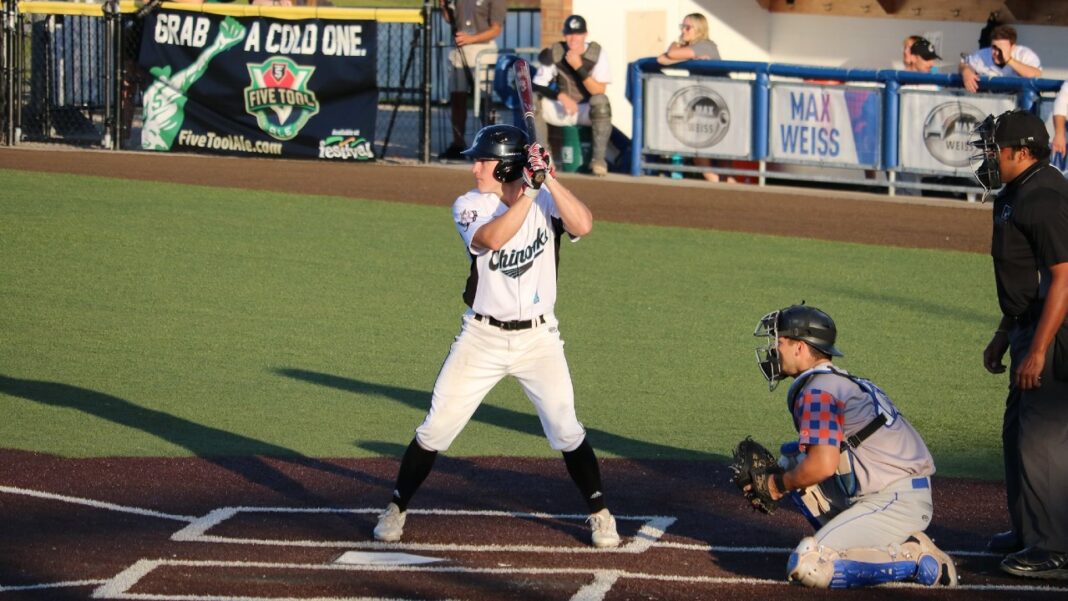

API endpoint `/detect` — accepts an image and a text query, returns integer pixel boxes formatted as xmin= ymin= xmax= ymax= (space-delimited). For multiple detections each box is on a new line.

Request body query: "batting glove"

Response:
xmin=522 ymin=167 xmax=546 ymax=198
xmin=527 ymin=142 xmax=555 ymax=178
xmin=522 ymin=144 xmax=553 ymax=197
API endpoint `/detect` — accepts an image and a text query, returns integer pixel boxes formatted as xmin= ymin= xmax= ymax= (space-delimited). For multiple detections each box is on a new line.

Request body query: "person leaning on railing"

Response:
xmin=959 ymin=25 xmax=1041 ymax=93
xmin=656 ymin=13 xmax=735 ymax=184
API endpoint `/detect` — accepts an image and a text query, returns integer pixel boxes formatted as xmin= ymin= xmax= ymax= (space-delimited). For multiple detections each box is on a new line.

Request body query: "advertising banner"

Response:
xmin=898 ymin=90 xmax=1015 ymax=175
xmin=138 ymin=10 xmax=376 ymax=160
xmin=643 ymin=75 xmax=751 ymax=158
xmin=769 ymin=83 xmax=881 ymax=168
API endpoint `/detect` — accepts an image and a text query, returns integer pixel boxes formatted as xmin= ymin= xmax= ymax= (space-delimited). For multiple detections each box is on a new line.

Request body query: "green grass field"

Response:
xmin=0 ymin=169 xmax=1005 ymax=478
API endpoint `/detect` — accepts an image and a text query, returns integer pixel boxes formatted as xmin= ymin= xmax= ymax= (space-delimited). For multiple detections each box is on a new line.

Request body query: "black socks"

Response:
xmin=390 ymin=438 xmax=438 ymax=512
xmin=562 ymin=438 xmax=606 ymax=513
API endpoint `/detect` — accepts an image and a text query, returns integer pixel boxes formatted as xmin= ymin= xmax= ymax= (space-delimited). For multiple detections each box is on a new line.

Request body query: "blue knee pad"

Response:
xmin=829 ymin=559 xmax=918 ymax=589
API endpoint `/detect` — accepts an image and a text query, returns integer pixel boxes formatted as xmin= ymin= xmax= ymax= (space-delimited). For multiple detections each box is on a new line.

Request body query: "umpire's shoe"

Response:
xmin=588 ymin=509 xmax=620 ymax=548
xmin=374 ymin=503 xmax=406 ymax=542
xmin=1000 ymin=547 xmax=1068 ymax=579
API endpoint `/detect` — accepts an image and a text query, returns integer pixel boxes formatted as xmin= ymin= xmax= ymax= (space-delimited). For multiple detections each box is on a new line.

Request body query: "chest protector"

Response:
xmin=786 ymin=365 xmax=900 ymax=497
xmin=539 ymin=41 xmax=601 ymax=102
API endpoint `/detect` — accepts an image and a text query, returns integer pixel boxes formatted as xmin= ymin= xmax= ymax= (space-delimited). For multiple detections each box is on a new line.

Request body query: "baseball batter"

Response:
xmin=373 ymin=124 xmax=620 ymax=548
xmin=751 ymin=304 xmax=957 ymax=588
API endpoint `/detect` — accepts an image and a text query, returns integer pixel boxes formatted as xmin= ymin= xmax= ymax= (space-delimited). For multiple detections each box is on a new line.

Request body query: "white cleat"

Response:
xmin=587 ymin=508 xmax=621 ymax=548
xmin=373 ymin=502 xmax=406 ymax=542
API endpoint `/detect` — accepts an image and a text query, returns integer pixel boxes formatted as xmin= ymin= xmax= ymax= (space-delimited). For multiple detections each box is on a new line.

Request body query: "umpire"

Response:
xmin=974 ymin=110 xmax=1068 ymax=579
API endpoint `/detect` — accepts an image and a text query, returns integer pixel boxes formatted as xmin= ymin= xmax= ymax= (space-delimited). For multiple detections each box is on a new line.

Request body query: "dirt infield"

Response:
xmin=0 ymin=450 xmax=1061 ymax=600
xmin=4 ymin=147 xmax=1058 ymax=599
xmin=0 ymin=147 xmax=992 ymax=253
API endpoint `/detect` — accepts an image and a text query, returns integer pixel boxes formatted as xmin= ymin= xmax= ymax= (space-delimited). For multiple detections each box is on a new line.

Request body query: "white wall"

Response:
xmin=570 ymin=0 xmax=1068 ymax=138
xmin=768 ymin=13 xmax=1068 ymax=76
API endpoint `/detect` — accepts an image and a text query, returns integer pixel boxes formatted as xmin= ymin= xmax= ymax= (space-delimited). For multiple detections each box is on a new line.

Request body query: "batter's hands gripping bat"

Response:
xmin=512 ymin=59 xmax=545 ymax=187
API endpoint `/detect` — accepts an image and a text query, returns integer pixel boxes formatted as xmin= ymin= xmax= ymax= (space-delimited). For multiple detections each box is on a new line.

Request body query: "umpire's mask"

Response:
xmin=970 ymin=113 xmax=1002 ymax=200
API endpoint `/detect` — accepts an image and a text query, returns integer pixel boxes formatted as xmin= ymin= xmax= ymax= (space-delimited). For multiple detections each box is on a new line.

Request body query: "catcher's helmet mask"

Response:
xmin=754 ymin=304 xmax=843 ymax=391
xmin=463 ymin=124 xmax=528 ymax=183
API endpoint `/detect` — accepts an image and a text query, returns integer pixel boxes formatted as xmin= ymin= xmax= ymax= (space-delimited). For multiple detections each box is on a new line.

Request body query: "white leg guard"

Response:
xmin=787 ymin=537 xmax=837 ymax=588
xmin=788 ymin=536 xmax=956 ymax=589
xmin=906 ymin=531 xmax=959 ymax=587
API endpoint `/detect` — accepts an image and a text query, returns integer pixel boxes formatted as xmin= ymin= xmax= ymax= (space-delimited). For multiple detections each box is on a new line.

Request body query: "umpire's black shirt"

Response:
xmin=991 ymin=161 xmax=1068 ymax=320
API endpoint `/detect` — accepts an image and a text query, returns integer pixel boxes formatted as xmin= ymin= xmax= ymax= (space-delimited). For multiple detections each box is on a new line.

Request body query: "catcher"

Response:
xmin=735 ymin=303 xmax=958 ymax=588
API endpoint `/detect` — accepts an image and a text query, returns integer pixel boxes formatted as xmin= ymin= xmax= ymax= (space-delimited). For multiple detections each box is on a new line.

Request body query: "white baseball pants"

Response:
xmin=539 ymin=96 xmax=593 ymax=127
xmin=814 ymin=476 xmax=934 ymax=551
xmin=415 ymin=311 xmax=587 ymax=453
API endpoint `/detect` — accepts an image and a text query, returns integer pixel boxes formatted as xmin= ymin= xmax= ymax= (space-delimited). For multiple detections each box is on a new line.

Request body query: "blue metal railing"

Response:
xmin=627 ymin=57 xmax=1064 ymax=182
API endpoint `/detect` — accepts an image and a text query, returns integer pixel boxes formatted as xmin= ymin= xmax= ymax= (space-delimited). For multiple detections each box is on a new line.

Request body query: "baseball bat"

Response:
xmin=512 ymin=59 xmax=545 ymax=187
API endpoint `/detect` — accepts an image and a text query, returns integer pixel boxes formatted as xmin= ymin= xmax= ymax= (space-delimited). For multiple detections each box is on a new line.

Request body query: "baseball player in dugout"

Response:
xmin=374 ymin=124 xmax=621 ymax=548
xmin=744 ymin=304 xmax=957 ymax=588
xmin=439 ymin=0 xmax=506 ymax=160
xmin=532 ymin=15 xmax=612 ymax=176
xmin=972 ymin=110 xmax=1068 ymax=579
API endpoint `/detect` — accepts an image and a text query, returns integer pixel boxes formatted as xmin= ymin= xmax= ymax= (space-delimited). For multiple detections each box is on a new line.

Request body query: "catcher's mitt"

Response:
xmin=729 ymin=436 xmax=783 ymax=514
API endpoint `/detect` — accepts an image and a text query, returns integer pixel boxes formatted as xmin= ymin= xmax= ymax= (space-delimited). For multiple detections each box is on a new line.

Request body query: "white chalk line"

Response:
xmin=89 ymin=559 xmax=1068 ymax=601
xmin=6 ymin=484 xmax=1062 ymax=596
xmin=0 ymin=484 xmax=196 ymax=522
xmin=651 ymin=540 xmax=1004 ymax=558
xmin=171 ymin=506 xmax=676 ymax=554
xmin=0 ymin=579 xmax=107 ymax=592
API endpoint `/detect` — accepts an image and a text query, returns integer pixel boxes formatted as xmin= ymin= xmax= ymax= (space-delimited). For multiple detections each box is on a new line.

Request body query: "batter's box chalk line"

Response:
xmin=170 ymin=506 xmax=676 ymax=553
xmin=90 ymin=559 xmax=1068 ymax=601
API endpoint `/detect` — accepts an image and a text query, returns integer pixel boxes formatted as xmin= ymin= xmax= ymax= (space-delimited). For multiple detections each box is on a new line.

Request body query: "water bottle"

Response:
xmin=670 ymin=154 xmax=683 ymax=179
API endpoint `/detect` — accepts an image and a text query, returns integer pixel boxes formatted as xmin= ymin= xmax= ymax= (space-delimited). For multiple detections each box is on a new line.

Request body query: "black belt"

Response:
xmin=1010 ymin=303 xmax=1044 ymax=328
xmin=474 ymin=313 xmax=545 ymax=331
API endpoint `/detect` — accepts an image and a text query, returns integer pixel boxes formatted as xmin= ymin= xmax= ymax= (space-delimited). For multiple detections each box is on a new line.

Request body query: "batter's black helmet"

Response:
xmin=462 ymin=124 xmax=528 ymax=182
xmin=776 ymin=305 xmax=843 ymax=357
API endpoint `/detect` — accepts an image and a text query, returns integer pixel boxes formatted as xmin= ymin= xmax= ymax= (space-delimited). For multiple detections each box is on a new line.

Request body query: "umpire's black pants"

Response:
xmin=1007 ymin=325 xmax=1068 ymax=553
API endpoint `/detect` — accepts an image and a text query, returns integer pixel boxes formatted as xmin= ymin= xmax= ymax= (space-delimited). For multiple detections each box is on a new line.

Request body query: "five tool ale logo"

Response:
xmin=244 ymin=57 xmax=320 ymax=141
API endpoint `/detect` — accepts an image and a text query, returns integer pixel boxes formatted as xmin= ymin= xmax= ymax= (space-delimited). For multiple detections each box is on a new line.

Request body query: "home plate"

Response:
xmin=334 ymin=551 xmax=445 ymax=565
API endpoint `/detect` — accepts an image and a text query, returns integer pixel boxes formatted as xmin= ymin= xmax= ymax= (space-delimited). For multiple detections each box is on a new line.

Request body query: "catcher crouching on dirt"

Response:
xmin=735 ymin=304 xmax=958 ymax=588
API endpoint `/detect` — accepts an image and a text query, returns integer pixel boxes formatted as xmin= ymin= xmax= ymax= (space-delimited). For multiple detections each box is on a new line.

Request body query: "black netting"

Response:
xmin=1 ymin=5 xmax=540 ymax=160
xmin=18 ymin=13 xmax=114 ymax=147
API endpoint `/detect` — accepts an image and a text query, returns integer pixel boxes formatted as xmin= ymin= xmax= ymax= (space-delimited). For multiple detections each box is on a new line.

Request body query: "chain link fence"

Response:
xmin=0 ymin=2 xmax=540 ymax=161
xmin=8 ymin=8 xmax=118 ymax=147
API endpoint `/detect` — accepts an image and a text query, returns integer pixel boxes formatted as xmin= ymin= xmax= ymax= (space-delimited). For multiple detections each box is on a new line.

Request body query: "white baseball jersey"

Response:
xmin=961 ymin=45 xmax=1041 ymax=77
xmin=453 ymin=187 xmax=575 ymax=321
